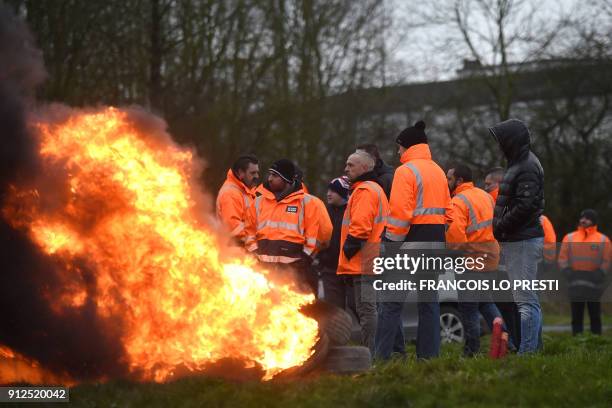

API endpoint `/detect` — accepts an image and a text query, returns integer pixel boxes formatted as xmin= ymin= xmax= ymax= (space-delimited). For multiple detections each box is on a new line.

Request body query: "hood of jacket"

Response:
xmin=400 ymin=143 xmax=432 ymax=164
xmin=489 ymin=119 xmax=531 ymax=164
xmin=350 ymin=170 xmax=378 ymax=188
xmin=225 ymin=169 xmax=254 ymax=196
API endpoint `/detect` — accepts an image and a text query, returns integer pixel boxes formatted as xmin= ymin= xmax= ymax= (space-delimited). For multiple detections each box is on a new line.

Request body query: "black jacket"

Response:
xmin=374 ymin=159 xmax=394 ymax=199
xmin=318 ymin=203 xmax=346 ymax=271
xmin=489 ymin=119 xmax=545 ymax=242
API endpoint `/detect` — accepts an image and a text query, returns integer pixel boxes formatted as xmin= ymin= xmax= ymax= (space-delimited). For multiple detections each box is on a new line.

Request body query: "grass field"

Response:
xmin=43 ymin=332 xmax=612 ymax=408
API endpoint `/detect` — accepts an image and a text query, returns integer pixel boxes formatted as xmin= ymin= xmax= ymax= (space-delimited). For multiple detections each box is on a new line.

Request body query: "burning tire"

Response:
xmin=319 ymin=346 xmax=371 ymax=374
xmin=273 ymin=333 xmax=330 ymax=380
xmin=300 ymin=300 xmax=353 ymax=346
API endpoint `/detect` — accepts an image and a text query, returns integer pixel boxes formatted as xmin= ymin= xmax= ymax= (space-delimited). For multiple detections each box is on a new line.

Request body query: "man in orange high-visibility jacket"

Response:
xmin=540 ymin=215 xmax=557 ymax=263
xmin=216 ymin=155 xmax=259 ymax=245
xmin=245 ymin=159 xmax=323 ymax=292
xmin=558 ymin=209 xmax=611 ymax=335
xmin=337 ymin=150 xmax=389 ymax=353
xmin=484 ymin=167 xmax=504 ymax=203
xmin=446 ymin=164 xmax=506 ymax=356
xmin=375 ymin=120 xmax=450 ymax=361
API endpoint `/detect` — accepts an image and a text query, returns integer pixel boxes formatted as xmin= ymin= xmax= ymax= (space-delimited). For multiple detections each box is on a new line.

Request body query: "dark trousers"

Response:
xmin=321 ymin=270 xmax=377 ymax=353
xmin=375 ymin=292 xmax=440 ymax=360
xmin=571 ymin=301 xmax=602 ymax=335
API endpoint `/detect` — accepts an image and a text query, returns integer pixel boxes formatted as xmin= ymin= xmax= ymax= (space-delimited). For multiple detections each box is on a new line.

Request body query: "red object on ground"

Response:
xmin=498 ymin=332 xmax=509 ymax=358
xmin=489 ymin=317 xmax=503 ymax=359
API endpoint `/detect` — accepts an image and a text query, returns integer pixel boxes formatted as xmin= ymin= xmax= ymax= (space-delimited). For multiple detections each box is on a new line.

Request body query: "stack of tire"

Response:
xmin=299 ymin=301 xmax=372 ymax=376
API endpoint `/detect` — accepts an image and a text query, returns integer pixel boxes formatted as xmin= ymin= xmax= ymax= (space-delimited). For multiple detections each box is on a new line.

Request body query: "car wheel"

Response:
xmin=440 ymin=305 xmax=465 ymax=344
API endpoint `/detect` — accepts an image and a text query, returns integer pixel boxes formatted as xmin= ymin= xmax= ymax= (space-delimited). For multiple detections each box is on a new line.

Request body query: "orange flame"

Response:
xmin=2 ymin=107 xmax=318 ymax=382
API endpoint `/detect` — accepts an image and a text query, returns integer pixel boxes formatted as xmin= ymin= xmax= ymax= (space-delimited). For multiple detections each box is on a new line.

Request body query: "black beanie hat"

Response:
xmin=269 ymin=159 xmax=296 ymax=183
xmin=396 ymin=120 xmax=428 ymax=148
xmin=580 ymin=209 xmax=598 ymax=225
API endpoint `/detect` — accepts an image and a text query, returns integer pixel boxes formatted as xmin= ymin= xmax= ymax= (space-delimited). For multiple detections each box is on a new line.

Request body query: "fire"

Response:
xmin=2 ymin=107 xmax=318 ymax=382
xmin=0 ymin=346 xmax=73 ymax=386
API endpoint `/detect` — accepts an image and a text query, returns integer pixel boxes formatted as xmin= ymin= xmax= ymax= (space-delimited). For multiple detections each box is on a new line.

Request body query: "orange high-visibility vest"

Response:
xmin=446 ymin=182 xmax=499 ymax=271
xmin=558 ymin=226 xmax=611 ymax=272
xmin=338 ymin=180 xmax=389 ymax=275
xmin=540 ymin=215 xmax=557 ymax=262
xmin=216 ymin=169 xmax=255 ymax=242
xmin=245 ymin=184 xmax=320 ymax=264
xmin=385 ymin=144 xmax=450 ymax=241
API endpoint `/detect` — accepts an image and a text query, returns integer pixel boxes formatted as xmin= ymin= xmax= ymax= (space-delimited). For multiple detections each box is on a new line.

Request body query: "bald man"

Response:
xmin=337 ymin=150 xmax=389 ymax=353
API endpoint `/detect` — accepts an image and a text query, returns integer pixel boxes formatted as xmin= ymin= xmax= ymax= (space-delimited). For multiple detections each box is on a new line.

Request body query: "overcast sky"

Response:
xmin=389 ymin=0 xmax=582 ymax=83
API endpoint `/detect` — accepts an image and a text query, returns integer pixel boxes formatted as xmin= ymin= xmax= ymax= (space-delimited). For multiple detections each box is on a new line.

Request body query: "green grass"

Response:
xmin=43 ymin=333 xmax=612 ymax=408
xmin=541 ymin=310 xmax=612 ymax=326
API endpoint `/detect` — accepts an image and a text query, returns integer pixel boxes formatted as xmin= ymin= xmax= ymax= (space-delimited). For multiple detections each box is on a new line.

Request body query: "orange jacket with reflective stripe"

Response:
xmin=216 ymin=169 xmax=255 ymax=242
xmin=338 ymin=180 xmax=389 ymax=275
xmin=540 ymin=215 xmax=557 ymax=262
xmin=385 ymin=144 xmax=450 ymax=241
xmin=312 ymin=195 xmax=333 ymax=252
xmin=558 ymin=226 xmax=611 ymax=272
xmin=446 ymin=182 xmax=499 ymax=271
xmin=244 ymin=183 xmax=320 ymax=264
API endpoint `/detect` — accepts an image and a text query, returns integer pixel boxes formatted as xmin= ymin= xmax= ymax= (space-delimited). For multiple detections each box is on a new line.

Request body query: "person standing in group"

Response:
xmin=244 ymin=159 xmax=322 ymax=292
xmin=558 ymin=209 xmax=610 ymax=335
xmin=319 ymin=176 xmax=350 ymax=308
xmin=489 ymin=119 xmax=545 ymax=354
xmin=337 ymin=151 xmax=389 ymax=354
xmin=216 ymin=155 xmax=259 ymax=245
xmin=483 ymin=166 xmax=522 ymax=348
xmin=446 ymin=163 xmax=506 ymax=356
xmin=376 ymin=120 xmax=450 ymax=360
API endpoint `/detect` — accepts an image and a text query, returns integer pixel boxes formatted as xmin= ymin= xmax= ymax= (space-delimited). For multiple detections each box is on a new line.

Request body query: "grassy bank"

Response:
xmin=46 ymin=332 xmax=612 ymax=408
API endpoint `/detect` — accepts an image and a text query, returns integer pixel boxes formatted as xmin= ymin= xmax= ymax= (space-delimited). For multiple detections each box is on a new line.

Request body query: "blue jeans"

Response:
xmin=502 ymin=237 xmax=544 ymax=354
xmin=375 ymin=292 xmax=440 ymax=360
xmin=458 ymin=301 xmax=481 ymax=356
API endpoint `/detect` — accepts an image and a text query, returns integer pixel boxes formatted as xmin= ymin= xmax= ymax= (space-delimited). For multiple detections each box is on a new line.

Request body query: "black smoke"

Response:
xmin=0 ymin=5 xmax=128 ymax=381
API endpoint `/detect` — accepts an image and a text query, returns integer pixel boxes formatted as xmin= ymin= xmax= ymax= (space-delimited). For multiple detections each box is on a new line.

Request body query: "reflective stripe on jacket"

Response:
xmin=338 ymin=180 xmax=389 ymax=275
xmin=245 ymin=183 xmax=319 ymax=264
xmin=446 ymin=182 xmax=499 ymax=271
xmin=385 ymin=144 xmax=450 ymax=241
xmin=216 ymin=169 xmax=255 ymax=241
xmin=558 ymin=226 xmax=611 ymax=272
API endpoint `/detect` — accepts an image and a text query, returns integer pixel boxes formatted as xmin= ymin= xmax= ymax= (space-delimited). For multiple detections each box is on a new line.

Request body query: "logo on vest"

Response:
xmin=286 ymin=205 xmax=298 ymax=213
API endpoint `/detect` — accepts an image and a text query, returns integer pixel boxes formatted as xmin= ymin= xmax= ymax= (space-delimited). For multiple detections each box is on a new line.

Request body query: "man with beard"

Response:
xmin=216 ymin=155 xmax=259 ymax=245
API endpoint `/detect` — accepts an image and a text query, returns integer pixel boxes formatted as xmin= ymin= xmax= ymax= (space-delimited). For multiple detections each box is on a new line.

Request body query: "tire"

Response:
xmin=273 ymin=333 xmax=330 ymax=380
xmin=319 ymin=346 xmax=371 ymax=374
xmin=300 ymin=300 xmax=353 ymax=346
xmin=440 ymin=305 xmax=465 ymax=344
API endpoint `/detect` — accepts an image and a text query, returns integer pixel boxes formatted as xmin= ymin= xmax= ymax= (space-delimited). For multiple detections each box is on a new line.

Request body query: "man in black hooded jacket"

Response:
xmin=489 ymin=118 xmax=545 ymax=354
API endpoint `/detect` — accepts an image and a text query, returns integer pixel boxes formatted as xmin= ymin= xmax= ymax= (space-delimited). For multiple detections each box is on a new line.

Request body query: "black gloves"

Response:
xmin=343 ymin=234 xmax=366 ymax=260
